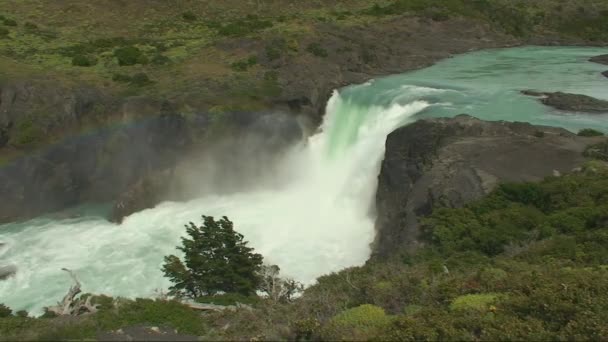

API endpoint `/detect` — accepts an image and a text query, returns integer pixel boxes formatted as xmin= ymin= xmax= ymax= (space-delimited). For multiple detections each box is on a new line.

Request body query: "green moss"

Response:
xmin=450 ymin=293 xmax=500 ymax=311
xmin=9 ymin=118 xmax=44 ymax=146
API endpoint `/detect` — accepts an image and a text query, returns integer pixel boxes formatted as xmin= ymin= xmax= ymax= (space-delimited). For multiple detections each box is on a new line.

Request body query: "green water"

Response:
xmin=1 ymin=46 xmax=606 ymax=315
xmin=339 ymin=46 xmax=608 ymax=132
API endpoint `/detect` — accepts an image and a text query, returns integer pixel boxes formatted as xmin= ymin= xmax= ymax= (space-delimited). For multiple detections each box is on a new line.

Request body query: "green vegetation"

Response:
xmin=584 ymin=141 xmax=608 ymax=161
xmin=2 ymin=163 xmax=608 ymax=340
xmin=230 ymin=56 xmax=257 ymax=71
xmin=162 ymin=215 xmax=264 ymax=298
xmin=306 ymin=42 xmax=328 ymax=58
xmin=114 ymin=46 xmax=148 ymax=66
xmin=578 ymin=128 xmax=605 ymax=137
xmin=71 ymin=54 xmax=96 ymax=67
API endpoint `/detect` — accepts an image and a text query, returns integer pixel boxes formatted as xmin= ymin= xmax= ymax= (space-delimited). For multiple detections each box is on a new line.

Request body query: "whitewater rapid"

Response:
xmin=2 ymin=45 xmax=607 ymax=314
xmin=0 ymin=91 xmax=429 ymax=314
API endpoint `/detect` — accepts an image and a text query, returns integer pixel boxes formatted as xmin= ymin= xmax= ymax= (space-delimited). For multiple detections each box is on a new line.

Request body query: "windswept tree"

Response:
xmin=162 ymin=216 xmax=263 ymax=298
xmin=258 ymin=264 xmax=303 ymax=303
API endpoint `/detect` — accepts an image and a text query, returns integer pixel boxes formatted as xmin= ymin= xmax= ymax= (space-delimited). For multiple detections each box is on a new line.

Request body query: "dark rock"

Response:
xmin=602 ymin=70 xmax=608 ymax=78
xmin=108 ymin=112 xmax=304 ymax=223
xmin=0 ymin=265 xmax=16 ymax=280
xmin=373 ymin=115 xmax=595 ymax=257
xmin=590 ymin=54 xmax=608 ymax=65
xmin=522 ymin=90 xmax=608 ymax=113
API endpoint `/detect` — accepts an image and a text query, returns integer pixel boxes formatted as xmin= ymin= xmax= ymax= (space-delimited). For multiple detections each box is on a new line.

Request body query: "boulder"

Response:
xmin=0 ymin=265 xmax=16 ymax=280
xmin=373 ymin=114 xmax=599 ymax=257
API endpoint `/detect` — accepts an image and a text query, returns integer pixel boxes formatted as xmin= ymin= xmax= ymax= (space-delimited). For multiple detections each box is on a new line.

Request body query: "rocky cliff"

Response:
xmin=373 ymin=115 xmax=602 ymax=257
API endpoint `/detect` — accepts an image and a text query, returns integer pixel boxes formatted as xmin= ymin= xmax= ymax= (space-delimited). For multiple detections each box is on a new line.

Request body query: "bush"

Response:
xmin=230 ymin=56 xmax=257 ymax=71
xmin=2 ymin=18 xmax=17 ymax=26
xmin=0 ymin=303 xmax=11 ymax=317
xmin=151 ymin=54 xmax=171 ymax=65
xmin=71 ymin=54 xmax=96 ymax=67
xmin=578 ymin=129 xmax=605 ymax=137
xmin=0 ymin=27 xmax=8 ymax=37
xmin=114 ymin=46 xmax=148 ymax=66
xmin=584 ymin=141 xmax=608 ymax=161
xmin=182 ymin=11 xmax=197 ymax=21
xmin=24 ymin=22 xmax=37 ymax=30
xmin=306 ymin=42 xmax=328 ymax=58
xmin=216 ymin=15 xmax=273 ymax=37
xmin=129 ymin=73 xmax=153 ymax=87
xmin=449 ymin=293 xmax=500 ymax=311
xmin=195 ymin=293 xmax=259 ymax=306
xmin=162 ymin=216 xmax=264 ymax=298
xmin=322 ymin=304 xmax=392 ymax=341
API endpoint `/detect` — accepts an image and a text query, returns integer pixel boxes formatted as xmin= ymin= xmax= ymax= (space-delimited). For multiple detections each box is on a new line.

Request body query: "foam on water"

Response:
xmin=1 ymin=46 xmax=607 ymax=314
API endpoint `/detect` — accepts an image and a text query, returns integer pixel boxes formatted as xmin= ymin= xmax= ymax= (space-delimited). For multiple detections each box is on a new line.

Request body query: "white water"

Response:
xmin=0 ymin=91 xmax=429 ymax=314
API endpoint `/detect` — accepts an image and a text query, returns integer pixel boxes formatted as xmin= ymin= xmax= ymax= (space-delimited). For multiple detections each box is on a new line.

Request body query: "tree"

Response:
xmin=162 ymin=216 xmax=263 ymax=298
xmin=258 ymin=264 xmax=303 ymax=302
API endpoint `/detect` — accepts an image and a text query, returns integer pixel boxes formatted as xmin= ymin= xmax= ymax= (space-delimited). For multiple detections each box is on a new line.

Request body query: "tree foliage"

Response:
xmin=162 ymin=215 xmax=263 ymax=298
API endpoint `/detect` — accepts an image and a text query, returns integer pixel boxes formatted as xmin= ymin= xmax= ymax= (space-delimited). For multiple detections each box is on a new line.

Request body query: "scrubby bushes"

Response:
xmin=71 ymin=54 xmax=97 ymax=67
xmin=578 ymin=129 xmax=605 ymax=137
xmin=306 ymin=42 xmax=328 ymax=58
xmin=114 ymin=46 xmax=148 ymax=66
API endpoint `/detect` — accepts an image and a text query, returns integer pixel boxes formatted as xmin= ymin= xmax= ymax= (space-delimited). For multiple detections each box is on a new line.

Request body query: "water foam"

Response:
xmin=0 ymin=91 xmax=428 ymax=314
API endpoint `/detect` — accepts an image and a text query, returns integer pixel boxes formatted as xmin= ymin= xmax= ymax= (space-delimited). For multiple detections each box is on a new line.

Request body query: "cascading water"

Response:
xmin=0 ymin=89 xmax=429 ymax=315
xmin=1 ymin=46 xmax=607 ymax=315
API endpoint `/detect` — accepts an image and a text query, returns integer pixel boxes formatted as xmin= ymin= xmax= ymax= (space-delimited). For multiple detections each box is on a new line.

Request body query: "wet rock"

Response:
xmin=0 ymin=265 xmax=16 ymax=280
xmin=590 ymin=54 xmax=608 ymax=65
xmin=521 ymin=90 xmax=608 ymax=113
xmin=374 ymin=115 xmax=594 ymax=257
xmin=602 ymin=70 xmax=608 ymax=78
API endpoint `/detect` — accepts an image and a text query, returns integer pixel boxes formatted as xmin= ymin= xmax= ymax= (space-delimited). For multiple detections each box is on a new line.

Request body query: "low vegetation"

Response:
xmin=2 ymin=161 xmax=608 ymax=340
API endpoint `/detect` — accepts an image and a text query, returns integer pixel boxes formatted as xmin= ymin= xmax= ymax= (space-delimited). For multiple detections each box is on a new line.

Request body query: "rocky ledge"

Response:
xmin=373 ymin=114 xmax=604 ymax=257
xmin=521 ymin=90 xmax=608 ymax=113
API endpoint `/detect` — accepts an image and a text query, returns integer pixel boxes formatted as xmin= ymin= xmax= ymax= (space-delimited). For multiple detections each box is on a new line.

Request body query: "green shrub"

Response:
xmin=216 ymin=15 xmax=273 ymax=37
xmin=321 ymin=304 xmax=392 ymax=341
xmin=196 ymin=293 xmax=259 ymax=306
xmin=112 ymin=73 xmax=132 ymax=83
xmin=2 ymin=18 xmax=17 ymax=27
xmin=534 ymin=130 xmax=546 ymax=138
xmin=0 ymin=27 xmax=8 ymax=37
xmin=151 ymin=54 xmax=171 ymax=65
xmin=450 ymin=293 xmax=500 ymax=311
xmin=95 ymin=298 xmax=205 ymax=335
xmin=71 ymin=54 xmax=97 ymax=67
xmin=129 ymin=73 xmax=153 ymax=87
xmin=578 ymin=129 xmax=605 ymax=137
xmin=230 ymin=56 xmax=257 ymax=71
xmin=0 ymin=303 xmax=11 ymax=317
xmin=24 ymin=22 xmax=37 ymax=30
xmin=114 ymin=46 xmax=148 ymax=66
xmin=182 ymin=11 xmax=197 ymax=21
xmin=306 ymin=42 xmax=328 ymax=58
xmin=584 ymin=141 xmax=608 ymax=161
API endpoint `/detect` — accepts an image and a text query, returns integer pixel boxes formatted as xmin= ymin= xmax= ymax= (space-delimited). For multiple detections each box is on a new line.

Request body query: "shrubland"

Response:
xmin=2 ymin=159 xmax=608 ymax=340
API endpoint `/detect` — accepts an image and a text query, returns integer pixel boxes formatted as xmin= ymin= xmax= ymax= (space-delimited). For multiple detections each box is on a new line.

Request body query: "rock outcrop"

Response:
xmin=521 ymin=91 xmax=608 ymax=113
xmin=590 ymin=54 xmax=608 ymax=65
xmin=373 ymin=115 xmax=601 ymax=257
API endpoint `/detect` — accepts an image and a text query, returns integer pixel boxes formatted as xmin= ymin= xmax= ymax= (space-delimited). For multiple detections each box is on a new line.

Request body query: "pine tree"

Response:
xmin=162 ymin=216 xmax=264 ymax=298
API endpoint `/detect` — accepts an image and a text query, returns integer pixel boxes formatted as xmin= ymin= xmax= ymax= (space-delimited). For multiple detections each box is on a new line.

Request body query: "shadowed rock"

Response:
xmin=373 ymin=114 xmax=602 ymax=257
xmin=521 ymin=90 xmax=608 ymax=113
xmin=0 ymin=265 xmax=16 ymax=280
xmin=590 ymin=54 xmax=608 ymax=65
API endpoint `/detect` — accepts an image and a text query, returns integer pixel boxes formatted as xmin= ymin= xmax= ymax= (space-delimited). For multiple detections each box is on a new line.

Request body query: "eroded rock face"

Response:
xmin=373 ymin=115 xmax=597 ymax=257
xmin=521 ymin=91 xmax=608 ymax=113
xmin=109 ymin=112 xmax=304 ymax=223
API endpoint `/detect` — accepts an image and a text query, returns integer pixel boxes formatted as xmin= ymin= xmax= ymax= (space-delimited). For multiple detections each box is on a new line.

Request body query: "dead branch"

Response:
xmin=45 ymin=268 xmax=99 ymax=316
